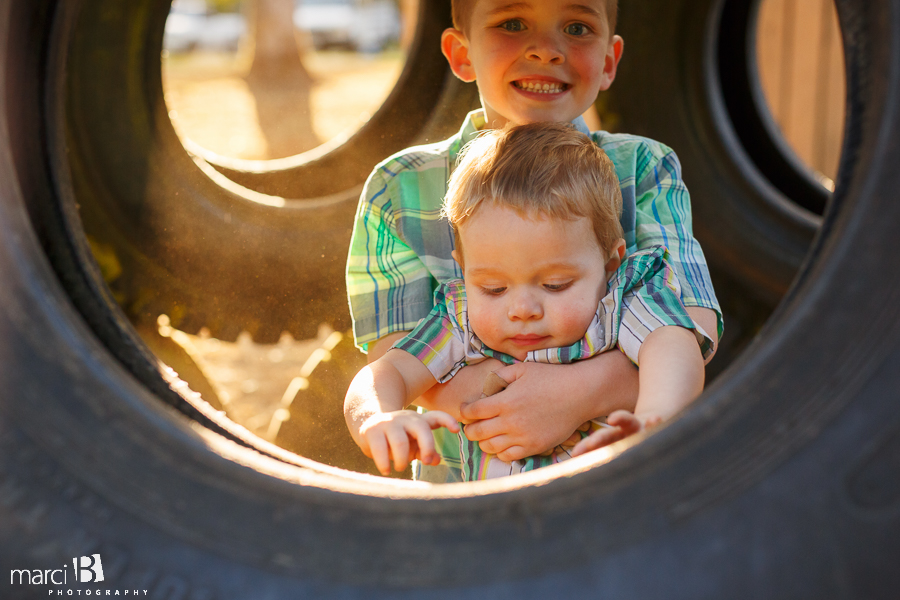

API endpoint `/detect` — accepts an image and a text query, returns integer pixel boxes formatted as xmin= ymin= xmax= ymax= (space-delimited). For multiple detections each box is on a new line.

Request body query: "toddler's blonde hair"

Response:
xmin=443 ymin=122 xmax=624 ymax=256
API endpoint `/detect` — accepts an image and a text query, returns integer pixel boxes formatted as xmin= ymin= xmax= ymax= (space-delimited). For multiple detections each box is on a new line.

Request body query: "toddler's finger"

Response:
xmin=384 ymin=427 xmax=412 ymax=473
xmin=644 ymin=415 xmax=664 ymax=429
xmin=366 ymin=432 xmax=392 ymax=476
xmin=606 ymin=409 xmax=633 ymax=425
xmin=406 ymin=439 xmax=440 ymax=466
xmin=407 ymin=419 xmax=439 ymax=465
xmin=422 ymin=410 xmax=459 ymax=433
xmin=571 ymin=427 xmax=626 ymax=456
xmin=558 ymin=431 xmax=583 ymax=450
xmin=607 ymin=411 xmax=642 ymax=434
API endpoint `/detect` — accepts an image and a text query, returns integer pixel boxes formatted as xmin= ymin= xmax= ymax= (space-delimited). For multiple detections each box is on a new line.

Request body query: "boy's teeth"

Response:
xmin=516 ymin=81 xmax=566 ymax=93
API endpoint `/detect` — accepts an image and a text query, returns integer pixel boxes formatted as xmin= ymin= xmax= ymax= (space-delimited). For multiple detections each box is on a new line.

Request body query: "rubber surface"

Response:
xmin=55 ymin=0 xmax=478 ymax=343
xmin=604 ymin=0 xmax=832 ymax=376
xmin=2 ymin=0 xmax=900 ymax=598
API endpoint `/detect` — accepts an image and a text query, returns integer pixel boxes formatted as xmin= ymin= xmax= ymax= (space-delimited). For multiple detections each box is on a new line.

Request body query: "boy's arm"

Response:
xmin=367 ymin=331 xmax=503 ymax=421
xmin=367 ymin=333 xmax=640 ymax=459
xmin=347 ymin=165 xmax=445 ymax=355
xmin=628 ymin=143 xmax=724 ymax=348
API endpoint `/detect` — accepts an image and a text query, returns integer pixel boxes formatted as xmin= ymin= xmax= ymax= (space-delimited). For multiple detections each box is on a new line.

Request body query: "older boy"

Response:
xmin=346 ymin=0 xmax=722 ymax=481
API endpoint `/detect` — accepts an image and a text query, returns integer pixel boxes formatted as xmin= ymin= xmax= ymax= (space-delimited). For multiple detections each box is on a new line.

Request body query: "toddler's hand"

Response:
xmin=541 ymin=422 xmax=593 ymax=456
xmin=358 ymin=410 xmax=459 ymax=476
xmin=570 ymin=410 xmax=663 ymax=457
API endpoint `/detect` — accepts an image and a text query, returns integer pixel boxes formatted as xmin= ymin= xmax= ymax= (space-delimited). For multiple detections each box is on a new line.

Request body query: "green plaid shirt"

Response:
xmin=346 ymin=110 xmax=722 ymax=350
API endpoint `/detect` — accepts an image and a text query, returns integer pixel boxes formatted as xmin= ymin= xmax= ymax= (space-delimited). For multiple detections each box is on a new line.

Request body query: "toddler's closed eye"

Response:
xmin=480 ymin=286 xmax=507 ymax=296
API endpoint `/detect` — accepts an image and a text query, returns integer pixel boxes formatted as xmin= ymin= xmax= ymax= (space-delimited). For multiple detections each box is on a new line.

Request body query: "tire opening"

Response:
xmin=65 ymin=0 xmax=844 ymax=481
xmin=135 ymin=0 xmax=842 ymax=484
xmin=717 ymin=0 xmax=845 ymax=217
xmin=754 ymin=0 xmax=846 ymax=194
xmin=162 ymin=0 xmax=414 ymax=162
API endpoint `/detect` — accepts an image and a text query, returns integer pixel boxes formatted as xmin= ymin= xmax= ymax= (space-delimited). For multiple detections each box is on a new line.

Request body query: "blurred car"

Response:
xmin=164 ymin=0 xmax=246 ymax=53
xmin=293 ymin=0 xmax=401 ymax=53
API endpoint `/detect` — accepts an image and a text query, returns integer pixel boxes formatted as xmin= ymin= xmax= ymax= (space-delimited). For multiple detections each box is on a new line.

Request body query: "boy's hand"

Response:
xmin=415 ymin=357 xmax=506 ymax=420
xmin=459 ymin=353 xmax=640 ymax=462
xmin=358 ymin=410 xmax=458 ymax=476
xmin=570 ymin=410 xmax=663 ymax=457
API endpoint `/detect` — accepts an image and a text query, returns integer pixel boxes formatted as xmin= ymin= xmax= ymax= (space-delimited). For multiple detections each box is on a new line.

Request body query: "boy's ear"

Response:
xmin=441 ymin=28 xmax=476 ymax=83
xmin=451 ymin=248 xmax=464 ymax=270
xmin=604 ymin=239 xmax=627 ymax=273
xmin=597 ymin=35 xmax=625 ymax=92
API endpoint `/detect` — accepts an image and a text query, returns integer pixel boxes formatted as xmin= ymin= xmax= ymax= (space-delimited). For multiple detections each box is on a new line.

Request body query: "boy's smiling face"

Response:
xmin=442 ymin=0 xmax=623 ymax=128
xmin=453 ymin=204 xmax=624 ymax=361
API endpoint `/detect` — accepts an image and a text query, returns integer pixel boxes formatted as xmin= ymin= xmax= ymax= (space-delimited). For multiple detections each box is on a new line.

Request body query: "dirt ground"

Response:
xmin=163 ymin=48 xmax=405 ymax=160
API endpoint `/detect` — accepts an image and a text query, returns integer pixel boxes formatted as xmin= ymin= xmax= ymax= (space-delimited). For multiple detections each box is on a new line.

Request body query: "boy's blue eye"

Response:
xmin=564 ymin=23 xmax=590 ymax=36
xmin=544 ymin=282 xmax=573 ymax=292
xmin=499 ymin=19 xmax=525 ymax=32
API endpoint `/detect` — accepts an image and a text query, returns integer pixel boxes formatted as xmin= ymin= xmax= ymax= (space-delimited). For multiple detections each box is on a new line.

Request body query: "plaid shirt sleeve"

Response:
xmin=599 ymin=133 xmax=724 ymax=340
xmin=345 ymin=163 xmax=442 ymax=352
xmin=633 ymin=146 xmax=723 ymax=339
xmin=523 ymin=247 xmax=713 ymax=367
xmin=390 ymin=280 xmax=476 ymax=383
xmin=608 ymin=247 xmax=715 ymax=365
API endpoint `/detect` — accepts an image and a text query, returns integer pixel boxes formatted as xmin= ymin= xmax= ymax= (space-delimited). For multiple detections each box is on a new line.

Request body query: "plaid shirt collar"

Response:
xmin=449 ymin=109 xmax=593 ymax=165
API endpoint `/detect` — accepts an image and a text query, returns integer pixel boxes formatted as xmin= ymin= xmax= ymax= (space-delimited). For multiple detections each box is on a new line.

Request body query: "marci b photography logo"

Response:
xmin=10 ymin=554 xmax=148 ymax=595
xmin=74 ymin=554 xmax=104 ymax=583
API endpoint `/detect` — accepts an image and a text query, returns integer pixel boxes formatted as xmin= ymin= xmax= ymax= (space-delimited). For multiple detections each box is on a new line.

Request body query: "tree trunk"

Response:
xmin=399 ymin=0 xmax=418 ymax=52
xmin=244 ymin=0 xmax=320 ymax=157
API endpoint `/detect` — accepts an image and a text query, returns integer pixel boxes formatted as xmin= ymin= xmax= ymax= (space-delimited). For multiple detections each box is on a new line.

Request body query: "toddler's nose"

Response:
xmin=508 ymin=293 xmax=543 ymax=321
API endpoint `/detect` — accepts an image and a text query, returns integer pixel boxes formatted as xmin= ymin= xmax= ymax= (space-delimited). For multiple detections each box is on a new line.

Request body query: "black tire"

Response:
xmin=604 ymin=0 xmax=830 ymax=375
xmin=56 ymin=0 xmax=478 ymax=343
xmin=3 ymin=0 xmax=900 ymax=598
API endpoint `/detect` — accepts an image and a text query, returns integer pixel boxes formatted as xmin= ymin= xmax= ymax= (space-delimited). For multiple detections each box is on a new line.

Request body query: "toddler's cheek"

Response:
xmin=468 ymin=307 xmax=503 ymax=346
xmin=554 ymin=304 xmax=597 ymax=344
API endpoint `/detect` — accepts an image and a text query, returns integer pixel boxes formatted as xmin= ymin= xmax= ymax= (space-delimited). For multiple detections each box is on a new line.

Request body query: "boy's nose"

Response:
xmin=526 ymin=33 xmax=565 ymax=64
xmin=508 ymin=293 xmax=543 ymax=321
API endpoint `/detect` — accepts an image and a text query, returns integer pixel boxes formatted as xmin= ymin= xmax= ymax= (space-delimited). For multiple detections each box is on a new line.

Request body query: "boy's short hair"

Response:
xmin=444 ymin=122 xmax=624 ymax=256
xmin=452 ymin=1 xmax=619 ymax=37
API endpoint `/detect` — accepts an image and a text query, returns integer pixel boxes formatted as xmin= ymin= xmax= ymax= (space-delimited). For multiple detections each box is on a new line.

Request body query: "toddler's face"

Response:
xmin=454 ymin=204 xmax=614 ymax=361
xmin=446 ymin=0 xmax=620 ymax=128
